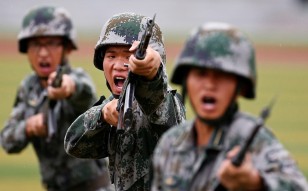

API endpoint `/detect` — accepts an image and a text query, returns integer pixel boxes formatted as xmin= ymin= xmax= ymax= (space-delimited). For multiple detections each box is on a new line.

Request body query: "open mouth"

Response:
xmin=114 ymin=76 xmax=126 ymax=88
xmin=202 ymin=96 xmax=216 ymax=110
xmin=38 ymin=62 xmax=52 ymax=75
xmin=203 ymin=96 xmax=216 ymax=104
xmin=39 ymin=62 xmax=51 ymax=68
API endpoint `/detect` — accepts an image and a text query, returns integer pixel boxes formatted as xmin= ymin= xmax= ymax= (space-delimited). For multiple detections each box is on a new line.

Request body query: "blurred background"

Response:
xmin=0 ymin=0 xmax=307 ymax=190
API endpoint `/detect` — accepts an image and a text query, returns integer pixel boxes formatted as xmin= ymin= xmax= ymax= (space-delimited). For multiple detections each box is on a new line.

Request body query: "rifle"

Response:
xmin=46 ymin=65 xmax=65 ymax=141
xmin=116 ymin=14 xmax=156 ymax=130
xmin=214 ymin=96 xmax=277 ymax=190
xmin=51 ymin=65 xmax=65 ymax=88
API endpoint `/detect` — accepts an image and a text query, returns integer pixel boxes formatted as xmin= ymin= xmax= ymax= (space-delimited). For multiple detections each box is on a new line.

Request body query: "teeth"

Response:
xmin=115 ymin=77 xmax=125 ymax=80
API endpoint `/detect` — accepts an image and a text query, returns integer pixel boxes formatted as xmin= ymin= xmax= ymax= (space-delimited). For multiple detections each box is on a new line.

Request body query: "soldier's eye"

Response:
xmin=105 ymin=53 xmax=115 ymax=59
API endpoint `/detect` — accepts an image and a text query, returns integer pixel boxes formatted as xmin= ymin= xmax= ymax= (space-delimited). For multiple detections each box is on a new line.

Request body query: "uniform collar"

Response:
xmin=172 ymin=118 xmax=228 ymax=153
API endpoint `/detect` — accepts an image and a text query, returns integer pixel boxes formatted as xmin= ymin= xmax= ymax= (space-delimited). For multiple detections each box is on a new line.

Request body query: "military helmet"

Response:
xmin=171 ymin=22 xmax=256 ymax=99
xmin=18 ymin=6 xmax=77 ymax=53
xmin=93 ymin=12 xmax=166 ymax=70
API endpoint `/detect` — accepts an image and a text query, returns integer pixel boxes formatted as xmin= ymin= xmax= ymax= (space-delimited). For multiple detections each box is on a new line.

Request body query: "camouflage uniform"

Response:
xmin=0 ymin=6 xmax=112 ymax=191
xmin=151 ymin=22 xmax=308 ymax=190
xmin=152 ymin=116 xmax=308 ymax=191
xmin=64 ymin=13 xmax=186 ymax=191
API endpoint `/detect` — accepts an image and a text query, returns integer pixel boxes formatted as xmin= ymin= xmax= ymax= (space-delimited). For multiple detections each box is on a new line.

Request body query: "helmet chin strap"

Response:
xmin=106 ymin=82 xmax=120 ymax=99
xmin=181 ymin=80 xmax=187 ymax=104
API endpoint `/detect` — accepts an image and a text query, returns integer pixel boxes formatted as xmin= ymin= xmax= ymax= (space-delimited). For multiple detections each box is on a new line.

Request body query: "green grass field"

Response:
xmin=0 ymin=38 xmax=307 ymax=190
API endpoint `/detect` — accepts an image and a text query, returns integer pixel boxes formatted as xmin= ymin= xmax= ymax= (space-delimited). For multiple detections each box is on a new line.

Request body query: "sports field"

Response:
xmin=0 ymin=37 xmax=307 ymax=190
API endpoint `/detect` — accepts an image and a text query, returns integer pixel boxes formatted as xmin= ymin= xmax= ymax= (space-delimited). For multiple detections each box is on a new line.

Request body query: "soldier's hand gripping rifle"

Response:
xmin=215 ymin=96 xmax=277 ymax=191
xmin=116 ymin=14 xmax=156 ymax=130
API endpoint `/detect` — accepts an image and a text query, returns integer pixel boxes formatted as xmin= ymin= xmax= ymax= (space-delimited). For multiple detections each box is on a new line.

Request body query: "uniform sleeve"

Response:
xmin=64 ymin=99 xmax=114 ymax=159
xmin=0 ymin=83 xmax=29 ymax=153
xmin=67 ymin=68 xmax=97 ymax=113
xmin=254 ymin=128 xmax=308 ymax=190
xmin=135 ymin=64 xmax=186 ymax=127
xmin=134 ymin=64 xmax=167 ymax=115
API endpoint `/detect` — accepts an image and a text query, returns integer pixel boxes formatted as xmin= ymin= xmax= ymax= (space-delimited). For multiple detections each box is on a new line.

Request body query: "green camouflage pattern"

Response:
xmin=171 ymin=22 xmax=256 ymax=99
xmin=64 ymin=65 xmax=186 ymax=190
xmin=152 ymin=113 xmax=308 ymax=191
xmin=18 ymin=6 xmax=77 ymax=53
xmin=93 ymin=12 xmax=166 ymax=70
xmin=0 ymin=64 xmax=112 ymax=190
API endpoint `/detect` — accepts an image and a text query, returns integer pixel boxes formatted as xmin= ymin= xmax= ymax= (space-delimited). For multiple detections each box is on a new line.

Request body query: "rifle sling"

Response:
xmin=189 ymin=126 xmax=225 ymax=191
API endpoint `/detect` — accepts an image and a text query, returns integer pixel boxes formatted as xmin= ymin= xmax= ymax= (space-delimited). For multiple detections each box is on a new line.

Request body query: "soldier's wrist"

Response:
xmin=246 ymin=169 xmax=265 ymax=191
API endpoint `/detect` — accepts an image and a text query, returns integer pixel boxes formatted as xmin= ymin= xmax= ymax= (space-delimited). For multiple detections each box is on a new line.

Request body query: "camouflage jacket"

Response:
xmin=64 ymin=65 xmax=186 ymax=191
xmin=151 ymin=111 xmax=308 ymax=191
xmin=0 ymin=64 xmax=110 ymax=190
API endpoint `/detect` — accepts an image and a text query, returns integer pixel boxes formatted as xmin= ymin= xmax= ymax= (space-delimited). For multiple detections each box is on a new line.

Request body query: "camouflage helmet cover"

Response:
xmin=18 ymin=6 xmax=77 ymax=53
xmin=171 ymin=22 xmax=257 ymax=99
xmin=93 ymin=12 xmax=166 ymax=70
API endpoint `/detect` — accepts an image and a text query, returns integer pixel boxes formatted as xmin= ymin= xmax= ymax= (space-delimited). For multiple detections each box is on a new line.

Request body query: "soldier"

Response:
xmin=0 ymin=6 xmax=113 ymax=191
xmin=64 ymin=12 xmax=186 ymax=191
xmin=151 ymin=22 xmax=308 ymax=190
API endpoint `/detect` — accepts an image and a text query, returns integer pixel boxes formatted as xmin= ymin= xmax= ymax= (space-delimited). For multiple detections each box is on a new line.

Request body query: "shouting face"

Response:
xmin=186 ymin=68 xmax=237 ymax=120
xmin=27 ymin=36 xmax=66 ymax=79
xmin=103 ymin=45 xmax=130 ymax=95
